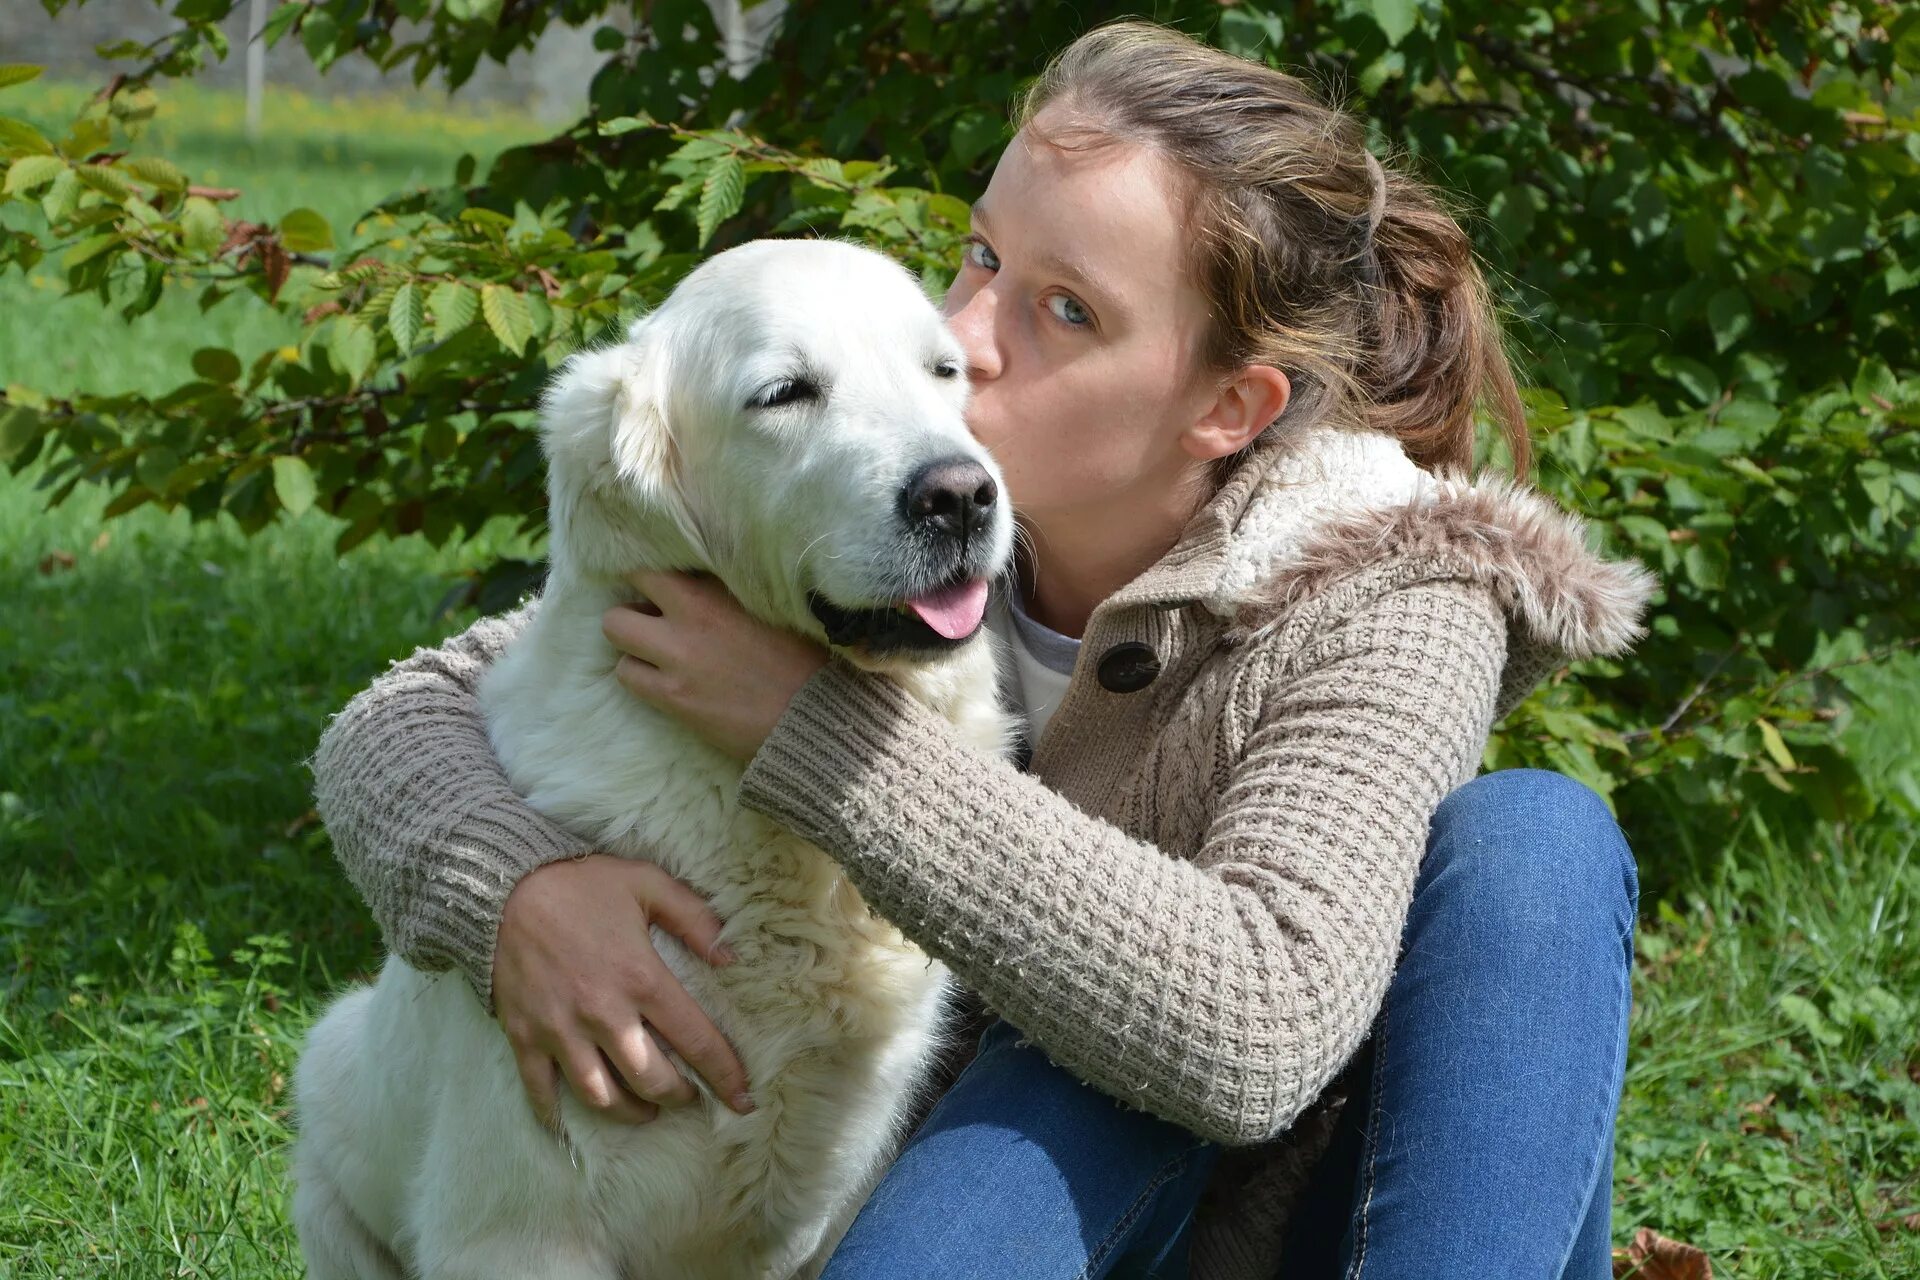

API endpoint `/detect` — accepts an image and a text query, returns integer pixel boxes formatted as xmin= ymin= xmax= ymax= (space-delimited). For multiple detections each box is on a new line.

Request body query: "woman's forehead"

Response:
xmin=979 ymin=126 xmax=1199 ymax=317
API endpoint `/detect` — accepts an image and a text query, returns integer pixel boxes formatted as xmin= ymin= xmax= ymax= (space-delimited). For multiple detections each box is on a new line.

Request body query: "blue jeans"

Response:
xmin=818 ymin=769 xmax=1640 ymax=1280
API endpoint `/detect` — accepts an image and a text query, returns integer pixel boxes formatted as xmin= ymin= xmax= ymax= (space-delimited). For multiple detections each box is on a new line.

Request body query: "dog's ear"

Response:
xmin=538 ymin=314 xmax=708 ymax=578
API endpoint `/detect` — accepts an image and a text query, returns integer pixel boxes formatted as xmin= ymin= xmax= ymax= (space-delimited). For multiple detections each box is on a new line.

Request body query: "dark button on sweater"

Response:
xmin=1097 ymin=642 xmax=1161 ymax=693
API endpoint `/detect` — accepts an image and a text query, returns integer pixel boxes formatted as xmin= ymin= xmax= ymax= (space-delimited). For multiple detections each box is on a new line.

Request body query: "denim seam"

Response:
xmin=1550 ymin=900 xmax=1635 ymax=1277
xmin=1343 ymin=1003 xmax=1393 ymax=1280
xmin=1075 ymin=1139 xmax=1210 ymax=1280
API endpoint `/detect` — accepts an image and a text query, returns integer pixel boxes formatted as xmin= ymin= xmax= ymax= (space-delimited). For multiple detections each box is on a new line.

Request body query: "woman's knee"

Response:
xmin=1423 ymin=769 xmax=1639 ymax=956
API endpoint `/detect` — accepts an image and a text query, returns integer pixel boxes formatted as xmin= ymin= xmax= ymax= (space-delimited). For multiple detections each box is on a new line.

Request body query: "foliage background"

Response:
xmin=1 ymin=1 xmax=1916 ymax=1275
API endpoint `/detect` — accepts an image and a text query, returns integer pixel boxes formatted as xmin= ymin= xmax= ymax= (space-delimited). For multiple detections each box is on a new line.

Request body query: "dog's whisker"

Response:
xmin=791 ymin=531 xmax=835 ymax=581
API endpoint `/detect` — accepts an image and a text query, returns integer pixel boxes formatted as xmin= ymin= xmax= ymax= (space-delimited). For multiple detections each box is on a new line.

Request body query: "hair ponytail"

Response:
xmin=1358 ymin=161 xmax=1531 ymax=473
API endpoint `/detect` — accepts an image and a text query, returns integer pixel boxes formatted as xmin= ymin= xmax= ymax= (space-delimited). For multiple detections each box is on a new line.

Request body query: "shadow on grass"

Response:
xmin=0 ymin=477 xmax=512 ymax=1016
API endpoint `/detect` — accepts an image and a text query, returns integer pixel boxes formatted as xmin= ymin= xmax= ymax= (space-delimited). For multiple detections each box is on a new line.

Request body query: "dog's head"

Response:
xmin=539 ymin=238 xmax=1013 ymax=662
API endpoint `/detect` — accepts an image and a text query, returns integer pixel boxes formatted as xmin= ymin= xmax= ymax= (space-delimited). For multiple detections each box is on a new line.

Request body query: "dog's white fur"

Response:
xmin=292 ymin=239 xmax=1016 ymax=1279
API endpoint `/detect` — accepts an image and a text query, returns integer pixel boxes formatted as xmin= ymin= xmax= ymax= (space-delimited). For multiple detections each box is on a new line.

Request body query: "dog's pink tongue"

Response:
xmin=907 ymin=578 xmax=989 ymax=639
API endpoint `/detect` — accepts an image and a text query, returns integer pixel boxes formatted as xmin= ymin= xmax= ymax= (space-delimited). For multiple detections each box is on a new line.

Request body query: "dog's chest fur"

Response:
xmin=469 ymin=587 xmax=1009 ymax=1275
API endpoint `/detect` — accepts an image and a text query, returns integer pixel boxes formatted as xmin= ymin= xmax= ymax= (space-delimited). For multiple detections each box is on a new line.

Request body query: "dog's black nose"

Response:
xmin=901 ymin=458 xmax=998 ymax=538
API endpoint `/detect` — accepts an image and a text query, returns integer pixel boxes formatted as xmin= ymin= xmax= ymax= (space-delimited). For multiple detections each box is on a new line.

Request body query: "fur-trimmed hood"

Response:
xmin=1111 ymin=425 xmax=1660 ymax=720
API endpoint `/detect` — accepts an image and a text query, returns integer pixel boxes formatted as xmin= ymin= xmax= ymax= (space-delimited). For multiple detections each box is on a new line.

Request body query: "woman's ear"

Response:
xmin=1179 ymin=363 xmax=1291 ymax=462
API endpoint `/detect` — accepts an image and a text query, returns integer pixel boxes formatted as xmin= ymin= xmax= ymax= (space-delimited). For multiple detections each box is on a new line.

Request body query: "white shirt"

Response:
xmin=987 ymin=580 xmax=1081 ymax=749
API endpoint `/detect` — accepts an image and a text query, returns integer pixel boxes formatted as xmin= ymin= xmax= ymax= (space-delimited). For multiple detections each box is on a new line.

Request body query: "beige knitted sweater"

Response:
xmin=309 ymin=424 xmax=1656 ymax=1277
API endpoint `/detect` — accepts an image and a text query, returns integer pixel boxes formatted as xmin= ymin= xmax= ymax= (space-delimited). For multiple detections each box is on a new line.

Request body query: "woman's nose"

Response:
xmin=943 ymin=281 xmax=1002 ymax=382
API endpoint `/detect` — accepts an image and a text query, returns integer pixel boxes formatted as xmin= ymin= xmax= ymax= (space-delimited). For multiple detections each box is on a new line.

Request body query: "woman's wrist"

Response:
xmin=738 ymin=657 xmax=925 ymax=831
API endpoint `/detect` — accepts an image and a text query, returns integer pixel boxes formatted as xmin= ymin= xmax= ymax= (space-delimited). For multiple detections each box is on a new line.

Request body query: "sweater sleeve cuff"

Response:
xmin=412 ymin=794 xmax=595 ymax=1012
xmin=737 ymin=657 xmax=933 ymax=845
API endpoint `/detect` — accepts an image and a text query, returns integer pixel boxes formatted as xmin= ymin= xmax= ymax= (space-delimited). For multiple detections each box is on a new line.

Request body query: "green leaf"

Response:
xmin=1851 ymin=357 xmax=1897 ymax=410
xmin=1652 ymin=354 xmax=1722 ymax=406
xmin=3 ymin=154 xmax=64 ymax=196
xmin=598 ymin=113 xmax=659 ymax=137
xmin=191 ymin=348 xmax=242 ymax=383
xmin=62 ymin=232 xmax=123 ymax=268
xmin=388 ymin=282 xmax=423 ymax=352
xmin=135 ymin=445 xmax=180 ymax=494
xmin=1367 ymin=0 xmax=1419 ymax=46
xmin=180 ymin=195 xmax=223 ymax=255
xmin=39 ymin=168 xmax=78 ymax=222
xmin=1757 ymin=719 xmax=1797 ymax=771
xmin=481 ymin=284 xmax=533 ymax=355
xmin=697 ymin=155 xmax=745 ymax=249
xmin=0 ymin=66 xmax=44 ymax=90
xmin=332 ymin=317 xmax=376 ymax=386
xmin=119 ymin=155 xmax=186 ymax=191
xmin=1706 ymin=288 xmax=1752 ymax=354
xmin=271 ymin=455 xmax=317 ymax=516
xmin=0 ymin=404 xmax=43 ymax=463
xmin=429 ymin=281 xmax=476 ymax=341
xmin=280 ymin=207 xmax=335 ymax=253
xmin=76 ymin=164 xmax=132 ymax=201
xmin=260 ymin=1 xmax=304 ymax=47
xmin=1777 ymin=993 xmax=1843 ymax=1047
xmin=0 ymin=117 xmax=54 ymax=155
xmin=1682 ymin=541 xmax=1728 ymax=591
xmin=1218 ymin=7 xmax=1285 ymax=58
xmin=947 ymin=110 xmax=1006 ymax=170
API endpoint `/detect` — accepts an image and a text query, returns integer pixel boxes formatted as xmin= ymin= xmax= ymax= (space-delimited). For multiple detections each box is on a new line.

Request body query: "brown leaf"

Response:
xmin=304 ymin=300 xmax=344 ymax=325
xmin=186 ymin=184 xmax=241 ymax=202
xmin=259 ymin=237 xmax=291 ymax=302
xmin=89 ymin=529 xmax=110 ymax=553
xmin=37 ymin=549 xmax=76 ymax=575
xmin=1613 ymin=1227 xmax=1712 ymax=1279
xmin=217 ymin=219 xmax=266 ymax=259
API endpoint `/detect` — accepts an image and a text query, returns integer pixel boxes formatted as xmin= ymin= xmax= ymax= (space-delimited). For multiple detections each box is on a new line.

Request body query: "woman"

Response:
xmin=311 ymin=21 xmax=1654 ymax=1280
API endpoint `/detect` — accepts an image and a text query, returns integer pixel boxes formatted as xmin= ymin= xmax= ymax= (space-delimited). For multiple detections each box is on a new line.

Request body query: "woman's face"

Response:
xmin=940 ymin=115 xmax=1231 ymax=525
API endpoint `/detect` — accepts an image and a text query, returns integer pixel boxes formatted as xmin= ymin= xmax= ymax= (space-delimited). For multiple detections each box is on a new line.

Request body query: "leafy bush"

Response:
xmin=1 ymin=0 xmax=1915 ymax=868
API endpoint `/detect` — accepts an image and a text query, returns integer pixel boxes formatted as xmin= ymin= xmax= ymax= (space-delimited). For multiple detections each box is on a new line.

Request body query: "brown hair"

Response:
xmin=1011 ymin=20 xmax=1531 ymax=478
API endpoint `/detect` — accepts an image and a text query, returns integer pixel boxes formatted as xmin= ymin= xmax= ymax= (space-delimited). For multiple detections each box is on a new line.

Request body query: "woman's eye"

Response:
xmin=1047 ymin=294 xmax=1092 ymax=328
xmin=751 ymin=378 xmax=819 ymax=409
xmin=964 ymin=238 xmax=999 ymax=272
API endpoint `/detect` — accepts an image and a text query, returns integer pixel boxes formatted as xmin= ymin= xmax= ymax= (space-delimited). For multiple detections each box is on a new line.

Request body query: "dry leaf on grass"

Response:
xmin=1613 ymin=1226 xmax=1713 ymax=1279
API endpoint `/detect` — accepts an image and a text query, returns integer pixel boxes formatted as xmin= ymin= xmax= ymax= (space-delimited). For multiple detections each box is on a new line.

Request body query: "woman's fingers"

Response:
xmin=603 ymin=599 xmax=671 ymax=667
xmin=512 ymin=1044 xmax=562 ymax=1131
xmin=627 ymin=964 xmax=755 ymax=1115
xmin=555 ymin=1041 xmax=660 ymax=1125
xmin=616 ymin=862 xmax=753 ymax=1112
xmin=626 ymin=861 xmax=737 ymax=966
xmin=601 ymin=1020 xmax=700 ymax=1108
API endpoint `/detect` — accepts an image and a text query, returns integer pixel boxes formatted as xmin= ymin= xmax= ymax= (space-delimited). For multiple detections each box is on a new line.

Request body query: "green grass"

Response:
xmin=2 ymin=79 xmax=1918 ymax=1278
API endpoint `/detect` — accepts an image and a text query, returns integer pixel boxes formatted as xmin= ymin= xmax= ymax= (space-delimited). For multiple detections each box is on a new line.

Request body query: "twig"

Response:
xmin=1621 ymin=636 xmax=1746 ymax=741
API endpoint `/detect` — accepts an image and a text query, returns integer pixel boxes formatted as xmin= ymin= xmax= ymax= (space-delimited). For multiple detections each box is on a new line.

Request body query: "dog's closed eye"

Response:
xmin=748 ymin=377 xmax=823 ymax=410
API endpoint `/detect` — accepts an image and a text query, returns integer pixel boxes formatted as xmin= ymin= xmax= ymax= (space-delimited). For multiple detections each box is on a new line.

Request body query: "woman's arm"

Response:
xmin=308 ymin=600 xmax=590 ymax=1005
xmin=307 ymin=599 xmax=755 ymax=1123
xmin=738 ymin=578 xmax=1508 ymax=1147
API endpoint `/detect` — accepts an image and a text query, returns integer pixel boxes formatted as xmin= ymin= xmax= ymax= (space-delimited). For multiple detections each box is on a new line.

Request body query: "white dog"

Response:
xmin=292 ymin=239 xmax=1017 ymax=1279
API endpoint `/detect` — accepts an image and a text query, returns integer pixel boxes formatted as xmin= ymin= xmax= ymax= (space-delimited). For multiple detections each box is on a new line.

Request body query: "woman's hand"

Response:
xmin=494 ymin=853 xmax=756 ymax=1128
xmin=603 ymin=570 xmax=830 ymax=762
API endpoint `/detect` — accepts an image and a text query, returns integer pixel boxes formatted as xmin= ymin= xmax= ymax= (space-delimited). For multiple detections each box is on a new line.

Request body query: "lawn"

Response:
xmin=2 ymin=80 xmax=1917 ymax=1278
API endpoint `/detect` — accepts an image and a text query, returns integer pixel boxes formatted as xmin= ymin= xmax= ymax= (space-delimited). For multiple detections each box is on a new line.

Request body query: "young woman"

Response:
xmin=311 ymin=21 xmax=1655 ymax=1280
